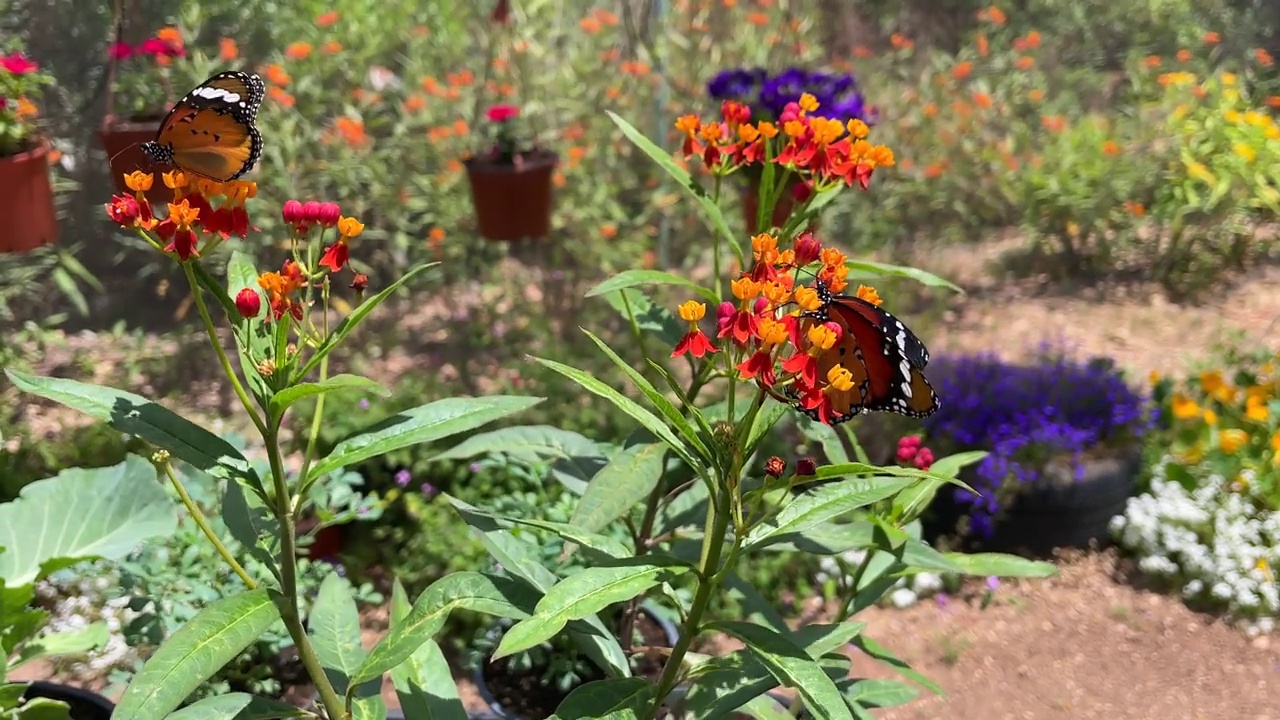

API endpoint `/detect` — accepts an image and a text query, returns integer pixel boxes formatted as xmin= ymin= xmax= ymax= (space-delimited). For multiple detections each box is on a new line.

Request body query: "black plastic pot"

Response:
xmin=474 ymin=601 xmax=680 ymax=720
xmin=20 ymin=681 xmax=115 ymax=720
xmin=922 ymin=445 xmax=1142 ymax=557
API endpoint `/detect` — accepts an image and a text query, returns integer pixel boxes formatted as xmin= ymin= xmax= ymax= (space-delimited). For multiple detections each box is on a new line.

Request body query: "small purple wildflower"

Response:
xmin=985 ymin=576 xmax=1000 ymax=592
xmin=394 ymin=469 xmax=411 ymax=487
xmin=469 ymin=462 xmax=482 ymax=473
xmin=935 ymin=592 xmax=950 ymax=610
xmin=420 ymin=482 xmax=437 ymax=498
xmin=358 ymin=398 xmax=370 ymax=410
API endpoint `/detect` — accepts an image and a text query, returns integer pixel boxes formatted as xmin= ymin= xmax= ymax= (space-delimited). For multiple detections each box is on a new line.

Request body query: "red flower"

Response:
xmin=913 ymin=447 xmax=934 ymax=471
xmin=317 ymin=201 xmax=341 ymax=227
xmin=282 ymin=199 xmax=305 ymax=226
xmin=736 ymin=350 xmax=776 ymax=387
xmin=793 ymin=232 xmax=821 ymax=266
xmin=0 ymin=53 xmax=37 ymax=75
xmin=350 ymin=273 xmax=368 ymax=291
xmin=491 ymin=0 xmax=511 ymax=24
xmin=105 ymin=194 xmax=141 ymax=226
xmin=165 ymin=227 xmax=199 ymax=261
xmin=319 ymin=239 xmax=349 ymax=272
xmin=108 ymin=42 xmax=134 ymax=60
xmin=672 ymin=329 xmax=717 ymax=359
xmin=486 ymin=104 xmax=520 ymax=122
xmin=138 ymin=38 xmax=169 ymax=56
xmin=234 ymin=288 xmax=262 ymax=318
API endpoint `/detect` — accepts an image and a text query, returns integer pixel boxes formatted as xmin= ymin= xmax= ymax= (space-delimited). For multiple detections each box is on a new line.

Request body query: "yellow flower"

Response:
xmin=337 ymin=216 xmax=365 ymax=239
xmin=798 ymin=93 xmax=819 ymax=113
xmin=676 ymin=300 xmax=705 ymax=323
xmin=1246 ymin=398 xmax=1269 ymax=422
xmin=1185 ymin=160 xmax=1216 ymax=184
xmin=1222 ymin=72 xmax=1238 ymax=86
xmin=757 ymin=318 xmax=788 ymax=347
xmin=1178 ymin=444 xmax=1205 ymax=465
xmin=1149 ymin=370 xmax=1162 ymax=386
xmin=846 ymin=119 xmax=870 ymax=139
xmin=826 ymin=364 xmax=855 ymax=392
xmin=793 ymin=286 xmax=822 ymax=312
xmin=1204 ymin=409 xmax=1218 ymax=426
xmin=1270 ymin=428 xmax=1280 ymax=453
xmin=1257 ymin=558 xmax=1275 ymax=583
xmin=124 ymin=171 xmax=154 ymax=193
xmin=1219 ymin=428 xmax=1248 ymax=454
xmin=1234 ymin=143 xmax=1257 ymax=162
xmin=855 ymin=285 xmax=882 ymax=306
xmin=1171 ymin=393 xmax=1201 ymax=420
xmin=807 ymin=323 xmax=839 ymax=352
xmin=731 ymin=277 xmax=762 ymax=301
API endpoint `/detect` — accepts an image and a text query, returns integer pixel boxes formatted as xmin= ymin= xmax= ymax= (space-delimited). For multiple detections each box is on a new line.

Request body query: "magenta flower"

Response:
xmin=1 ymin=52 xmax=38 ymax=75
xmin=108 ymin=41 xmax=134 ymax=60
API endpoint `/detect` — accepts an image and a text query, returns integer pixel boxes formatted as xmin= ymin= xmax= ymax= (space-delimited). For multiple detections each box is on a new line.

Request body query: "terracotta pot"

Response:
xmin=0 ymin=139 xmax=58 ymax=253
xmin=464 ymin=150 xmax=558 ymax=242
xmin=99 ymin=113 xmax=176 ymax=204
xmin=296 ymin=515 xmax=347 ymax=560
xmin=742 ymin=176 xmax=815 ymax=234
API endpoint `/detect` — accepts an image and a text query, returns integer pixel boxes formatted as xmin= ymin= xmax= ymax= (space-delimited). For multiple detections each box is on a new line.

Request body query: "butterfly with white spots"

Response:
xmin=141 ymin=70 xmax=265 ymax=182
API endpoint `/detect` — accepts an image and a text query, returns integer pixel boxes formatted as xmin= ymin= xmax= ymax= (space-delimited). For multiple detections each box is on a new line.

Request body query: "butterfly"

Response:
xmin=790 ymin=283 xmax=940 ymax=424
xmin=140 ymin=70 xmax=265 ymax=182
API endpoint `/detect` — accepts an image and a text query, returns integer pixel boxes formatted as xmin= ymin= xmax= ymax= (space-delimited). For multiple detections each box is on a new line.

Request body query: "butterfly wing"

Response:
xmin=153 ymin=71 xmax=265 ymax=182
xmin=826 ymin=296 xmax=939 ymax=418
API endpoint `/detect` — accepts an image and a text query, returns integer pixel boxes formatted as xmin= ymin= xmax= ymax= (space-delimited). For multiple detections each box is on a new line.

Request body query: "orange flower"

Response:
xmin=979 ymin=5 xmax=1007 ymax=24
xmin=976 ymin=34 xmax=989 ymax=57
xmin=1257 ymin=48 xmax=1275 ymax=67
xmin=219 ymin=37 xmax=238 ymax=61
xmin=428 ymin=227 xmax=446 ymax=244
xmin=924 ymin=162 xmax=945 ymax=178
xmin=285 ymin=42 xmax=312 ymax=60
xmin=1267 ymin=96 xmax=1280 ymax=109
xmin=747 ymin=12 xmax=767 ymax=25
xmin=1177 ymin=49 xmax=1192 ymax=62
xmin=1102 ymin=140 xmax=1120 ymax=156
xmin=316 ymin=11 xmax=339 ymax=27
xmin=47 ymin=149 xmax=61 ymax=166
xmin=265 ymin=64 xmax=291 ymax=86
xmin=322 ymin=41 xmax=342 ymax=54
xmin=922 ymin=102 xmax=938 ymax=118
xmin=580 ymin=16 xmax=602 ymax=33
xmin=156 ymin=26 xmax=184 ymax=52
xmin=853 ymin=45 xmax=873 ymax=58
xmin=1028 ymin=88 xmax=1045 ymax=102
xmin=972 ymin=92 xmax=993 ymax=109
xmin=14 ymin=97 xmax=36 ymax=120
xmin=1202 ymin=31 xmax=1220 ymax=44
xmin=403 ymin=95 xmax=427 ymax=112
xmin=267 ymin=86 xmax=295 ymax=108
xmin=1041 ymin=115 xmax=1066 ymax=132
xmin=1124 ymin=200 xmax=1145 ymax=216
xmin=601 ymin=223 xmax=618 ymax=239
xmin=1015 ymin=55 xmax=1035 ymax=70
xmin=1143 ymin=54 xmax=1161 ymax=69
xmin=890 ymin=33 xmax=913 ymax=50
xmin=593 ymin=8 xmax=619 ymax=25
xmin=335 ymin=117 xmax=368 ymax=147
xmin=952 ymin=61 xmax=973 ymax=80
xmin=453 ymin=119 xmax=469 ymax=135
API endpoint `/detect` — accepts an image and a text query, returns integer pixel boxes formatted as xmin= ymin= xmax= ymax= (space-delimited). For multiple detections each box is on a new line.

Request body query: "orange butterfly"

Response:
xmin=141 ymin=71 xmax=264 ymax=182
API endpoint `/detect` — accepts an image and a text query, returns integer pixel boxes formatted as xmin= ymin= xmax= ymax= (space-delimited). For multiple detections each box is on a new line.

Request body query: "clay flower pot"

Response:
xmin=464 ymin=149 xmax=558 ymax=242
xmin=100 ymin=113 xmax=176 ymax=204
xmin=0 ymin=139 xmax=58 ymax=253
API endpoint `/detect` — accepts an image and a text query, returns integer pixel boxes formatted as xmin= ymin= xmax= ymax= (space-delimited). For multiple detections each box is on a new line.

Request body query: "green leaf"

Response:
xmin=744 ymin=477 xmax=917 ymax=551
xmin=722 ymin=573 xmax=789 ymax=632
xmin=12 ymin=623 xmax=108 ymax=668
xmin=812 ymin=462 xmax=975 ymax=495
xmin=220 ymin=479 xmax=276 ymax=553
xmin=0 ymin=683 xmax=27 ymax=708
xmin=570 ymin=443 xmax=666 ymax=534
xmin=600 ymin=289 xmax=684 ymax=347
xmin=10 ymin=697 xmax=72 ymax=720
xmin=797 ymin=417 xmax=849 ymax=464
xmin=295 ymin=261 xmax=438 ymax=380
xmin=531 ymin=355 xmax=704 ymax=472
xmin=0 ymin=455 xmax=177 ymax=586
xmin=163 ymin=693 xmax=303 ymax=719
xmin=763 ymin=521 xmax=963 ymax=574
xmin=4 ymin=371 xmax=262 ymax=496
xmin=433 ymin=425 xmax=600 ymax=463
xmin=893 ymin=451 xmax=986 ymax=523
xmin=850 ymin=635 xmax=944 ymax=697
xmin=844 ymin=260 xmax=962 ymax=293
xmin=307 ymin=395 xmax=543 ymax=481
xmin=446 ymin=497 xmax=630 ymax=678
xmin=389 ymin=579 xmax=412 ymax=627
xmin=354 ymin=572 xmax=538 ymax=684
xmin=703 ymin=621 xmax=852 ymax=720
xmin=941 ymin=553 xmax=1057 ymax=578
xmin=746 ymin=398 xmax=789 ymax=458
xmin=452 ymin=505 xmax=631 ymax=559
xmin=928 ymin=451 xmax=987 ymax=479
xmin=268 ymin=375 xmax=389 ymax=424
xmin=841 ymin=678 xmax=918 ymax=709
xmin=494 ymin=557 xmax=691 ymax=659
xmin=390 ymin=637 xmax=467 ymax=720
xmin=607 ymin=111 xmax=737 ymax=254
xmin=586 ymin=269 xmax=718 ymax=303
xmin=114 ymin=589 xmax=281 ymax=720
xmin=549 ymin=678 xmax=652 ymax=720
xmin=308 ymin=573 xmax=366 ymax=694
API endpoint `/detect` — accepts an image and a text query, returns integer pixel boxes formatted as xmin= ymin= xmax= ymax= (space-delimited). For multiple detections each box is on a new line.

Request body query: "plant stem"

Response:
xmin=182 ymin=262 xmax=267 ymax=438
xmin=265 ymin=428 xmax=346 ymax=720
xmin=162 ymin=461 xmax=256 ymax=590
xmin=293 ymin=353 xmax=331 ymax=512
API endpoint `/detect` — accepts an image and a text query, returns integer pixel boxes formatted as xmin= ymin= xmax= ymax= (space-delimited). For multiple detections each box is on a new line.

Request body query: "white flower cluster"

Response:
xmin=35 ymin=566 xmax=140 ymax=675
xmin=815 ymin=550 xmax=945 ymax=609
xmin=1110 ymin=457 xmax=1280 ymax=635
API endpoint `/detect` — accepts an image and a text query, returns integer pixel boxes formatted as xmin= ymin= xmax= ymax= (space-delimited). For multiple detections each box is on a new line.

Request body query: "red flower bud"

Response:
xmin=913 ymin=448 xmax=934 ymax=471
xmin=752 ymin=297 xmax=770 ymax=315
xmin=898 ymin=435 xmax=922 ymax=449
xmin=235 ymin=288 xmax=262 ymax=319
xmin=491 ymin=0 xmax=510 ymax=24
xmin=793 ymin=232 xmax=821 ymax=266
xmin=790 ymin=180 xmax=814 ymax=205
xmin=317 ymin=201 xmax=341 ymax=227
xmin=715 ymin=301 xmax=736 ymax=335
xmin=765 ymin=456 xmax=786 ymax=478
xmin=896 ymin=445 xmax=918 ymax=463
xmin=301 ymin=200 xmax=322 ymax=224
xmin=282 ymin=199 xmax=304 ymax=225
xmin=796 ymin=457 xmax=817 ymax=477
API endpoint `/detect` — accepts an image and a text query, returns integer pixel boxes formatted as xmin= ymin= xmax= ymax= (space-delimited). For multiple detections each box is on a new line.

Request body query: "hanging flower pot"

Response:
xmin=0 ymin=139 xmax=58 ymax=254
xmin=465 ymin=104 xmax=558 ymax=242
xmin=100 ymin=113 xmax=175 ymax=203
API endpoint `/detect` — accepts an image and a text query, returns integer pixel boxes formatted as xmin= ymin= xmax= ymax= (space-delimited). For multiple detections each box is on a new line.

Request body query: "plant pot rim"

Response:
xmin=22 ymin=680 xmax=116 ymax=715
xmin=464 ymin=149 xmax=560 ymax=173
xmin=472 ymin=600 xmax=679 ymax=719
xmin=0 ymin=136 xmax=50 ymax=163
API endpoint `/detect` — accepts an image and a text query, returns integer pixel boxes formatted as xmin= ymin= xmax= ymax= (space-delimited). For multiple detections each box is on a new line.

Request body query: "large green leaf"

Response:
xmin=850 ymin=635 xmax=944 ymax=697
xmin=0 ymin=455 xmax=177 ymax=586
xmin=114 ymin=590 xmax=280 ymax=720
xmin=570 ymin=443 xmax=666 ymax=534
xmin=308 ymin=573 xmax=366 ymax=695
xmin=843 ymin=260 xmax=963 ymax=293
xmin=586 ymin=270 xmax=718 ymax=303
xmin=163 ymin=693 xmax=303 ymax=719
xmin=893 ymin=451 xmax=986 ymax=523
xmin=744 ymin=477 xmax=917 ymax=551
xmin=4 ymin=372 xmax=261 ymax=494
xmin=941 ymin=553 xmax=1057 ymax=578
xmin=494 ymin=557 xmax=691 ymax=659
xmin=390 ymin=636 xmax=466 ymax=720
xmin=353 ymin=572 xmax=538 ymax=684
xmin=267 ymin=374 xmax=389 ymax=424
xmin=764 ymin=521 xmax=964 ymax=574
xmin=549 ymin=678 xmax=653 ymax=720
xmin=307 ymin=395 xmax=543 ymax=481
xmin=704 ymin=622 xmax=852 ymax=720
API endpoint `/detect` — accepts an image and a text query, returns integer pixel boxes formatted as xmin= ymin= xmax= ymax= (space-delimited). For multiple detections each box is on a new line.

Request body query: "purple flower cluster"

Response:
xmin=922 ymin=352 xmax=1152 ymax=538
xmin=706 ymin=67 xmax=868 ymax=123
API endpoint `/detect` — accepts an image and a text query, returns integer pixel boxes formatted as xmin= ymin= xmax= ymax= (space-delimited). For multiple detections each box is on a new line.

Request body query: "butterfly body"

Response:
xmin=141 ymin=71 xmax=265 ymax=182
xmin=791 ymin=283 xmax=939 ymax=423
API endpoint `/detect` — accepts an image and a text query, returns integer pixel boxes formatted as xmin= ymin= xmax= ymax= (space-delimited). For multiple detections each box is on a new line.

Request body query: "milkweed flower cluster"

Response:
xmin=105 ymin=170 xmax=257 ymax=260
xmin=675 ymin=93 xmax=895 ymax=190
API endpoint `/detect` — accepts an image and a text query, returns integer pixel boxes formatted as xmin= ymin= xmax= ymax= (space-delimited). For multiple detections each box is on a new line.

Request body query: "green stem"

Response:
xmin=162 ymin=460 xmax=256 ymax=590
xmin=182 ymin=262 xmax=267 ymax=438
xmin=265 ymin=429 xmax=346 ymax=720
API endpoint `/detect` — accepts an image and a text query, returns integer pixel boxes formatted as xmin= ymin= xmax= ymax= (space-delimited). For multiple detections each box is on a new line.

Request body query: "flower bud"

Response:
xmin=896 ymin=444 xmax=918 ymax=463
xmin=913 ymin=447 xmax=934 ymax=471
xmin=765 ymin=456 xmax=786 ymax=478
xmin=301 ymin=200 xmax=322 ymax=224
xmin=350 ymin=273 xmax=368 ymax=301
xmin=790 ymin=180 xmax=814 ymax=205
xmin=716 ymin=301 xmax=736 ymax=335
xmin=796 ymin=457 xmax=817 ymax=477
xmin=234 ymin=288 xmax=261 ymax=319
xmin=282 ymin=199 xmax=304 ymax=225
xmin=317 ymin=201 xmax=341 ymax=227
xmin=793 ymin=232 xmax=821 ymax=266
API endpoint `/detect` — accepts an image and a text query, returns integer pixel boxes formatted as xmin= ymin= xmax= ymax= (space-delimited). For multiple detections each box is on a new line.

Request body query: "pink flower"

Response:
xmin=138 ymin=38 xmax=174 ymax=57
xmin=913 ymin=447 xmax=934 ymax=471
xmin=108 ymin=42 xmax=134 ymax=60
xmin=486 ymin=104 xmax=520 ymax=122
xmin=1 ymin=52 xmax=38 ymax=75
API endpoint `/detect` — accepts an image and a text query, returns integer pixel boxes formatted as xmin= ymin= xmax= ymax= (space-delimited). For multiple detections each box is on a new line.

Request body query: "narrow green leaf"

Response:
xmin=433 ymin=425 xmax=600 ymax=463
xmin=4 ymin=372 xmax=261 ymax=494
xmin=586 ymin=270 xmax=718 ymax=303
xmin=532 ymin=355 xmax=704 ymax=472
xmin=746 ymin=398 xmax=789 ymax=458
xmin=850 ymin=635 xmax=944 ymax=697
xmin=844 ymin=260 xmax=962 ymax=293
xmin=354 ymin=572 xmax=538 ymax=684
xmin=308 ymin=573 xmax=366 ymax=693
xmin=841 ymin=678 xmax=918 ymax=709
xmin=607 ymin=111 xmax=737 ymax=253
xmin=928 ymin=451 xmax=987 ymax=479
xmin=163 ymin=693 xmax=303 ymax=719
xmin=745 ymin=477 xmax=917 ymax=551
xmin=812 ymin=462 xmax=975 ymax=495
xmin=495 ymin=557 xmax=691 ymax=659
xmin=389 ymin=579 xmax=412 ymax=627
xmin=13 ymin=623 xmax=108 ymax=668
xmin=453 ymin=505 xmax=631 ymax=559
xmin=221 ymin=479 xmax=275 ymax=552
xmin=571 ymin=443 xmax=666 ymax=534
xmin=295 ymin=261 xmax=438 ymax=380
xmin=307 ymin=395 xmax=543 ymax=481
xmin=722 ymin=573 xmax=788 ymax=632
xmin=703 ymin=621 xmax=853 ymax=720
xmin=114 ymin=589 xmax=280 ymax=720
xmin=797 ymin=416 xmax=849 ymax=464
xmin=268 ymin=374 xmax=389 ymax=423
xmin=549 ymin=678 xmax=652 ymax=720
xmin=941 ymin=553 xmax=1057 ymax=578
xmin=390 ymin=638 xmax=467 ymax=720
xmin=600 ymin=289 xmax=685 ymax=347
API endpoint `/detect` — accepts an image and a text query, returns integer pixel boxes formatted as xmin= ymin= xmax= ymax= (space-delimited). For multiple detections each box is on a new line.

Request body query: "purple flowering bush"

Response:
xmin=706 ymin=67 xmax=869 ymax=123
xmin=922 ymin=351 xmax=1152 ymax=538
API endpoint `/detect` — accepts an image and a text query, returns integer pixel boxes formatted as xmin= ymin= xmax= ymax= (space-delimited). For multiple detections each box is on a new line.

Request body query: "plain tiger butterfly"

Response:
xmin=140 ymin=70 xmax=265 ymax=182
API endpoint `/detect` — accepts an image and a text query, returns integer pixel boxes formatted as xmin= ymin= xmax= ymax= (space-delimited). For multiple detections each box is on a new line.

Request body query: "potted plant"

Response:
xmin=464 ymin=104 xmax=558 ymax=241
xmin=0 ymin=47 xmax=57 ymax=253
xmin=705 ymin=66 xmax=872 ymax=233
xmin=100 ymin=25 xmax=185 ymax=200
xmin=917 ymin=350 xmax=1152 ymax=556
xmin=1 ymin=455 xmax=180 ymax=720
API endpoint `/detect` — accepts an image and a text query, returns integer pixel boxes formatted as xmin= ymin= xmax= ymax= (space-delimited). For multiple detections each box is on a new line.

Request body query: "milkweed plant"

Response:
xmin=6 ymin=98 xmax=1054 ymax=719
